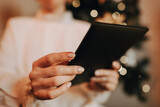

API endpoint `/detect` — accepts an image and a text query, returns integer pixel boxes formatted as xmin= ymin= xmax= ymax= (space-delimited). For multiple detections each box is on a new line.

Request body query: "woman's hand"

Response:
xmin=89 ymin=61 xmax=120 ymax=91
xmin=29 ymin=52 xmax=84 ymax=100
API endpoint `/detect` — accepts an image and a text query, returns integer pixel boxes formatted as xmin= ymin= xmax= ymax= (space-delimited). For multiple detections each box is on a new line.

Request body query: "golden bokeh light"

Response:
xmin=118 ymin=2 xmax=126 ymax=11
xmin=72 ymin=0 xmax=80 ymax=8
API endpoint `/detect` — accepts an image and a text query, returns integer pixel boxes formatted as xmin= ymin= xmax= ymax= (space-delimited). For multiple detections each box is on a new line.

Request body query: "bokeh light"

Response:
xmin=120 ymin=56 xmax=129 ymax=64
xmin=119 ymin=67 xmax=127 ymax=76
xmin=142 ymin=84 xmax=150 ymax=93
xmin=118 ymin=2 xmax=126 ymax=11
xmin=90 ymin=9 xmax=98 ymax=18
xmin=72 ymin=0 xmax=80 ymax=8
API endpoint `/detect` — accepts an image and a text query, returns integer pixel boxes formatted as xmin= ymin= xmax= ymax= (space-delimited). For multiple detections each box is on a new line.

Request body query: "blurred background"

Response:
xmin=0 ymin=0 xmax=160 ymax=107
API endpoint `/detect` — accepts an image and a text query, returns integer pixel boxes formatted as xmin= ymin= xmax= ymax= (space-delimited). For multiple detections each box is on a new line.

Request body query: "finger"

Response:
xmin=31 ymin=76 xmax=75 ymax=89
xmin=91 ymin=77 xmax=118 ymax=84
xmin=101 ymin=83 xmax=117 ymax=91
xmin=50 ymin=65 xmax=84 ymax=75
xmin=30 ymin=65 xmax=84 ymax=79
xmin=95 ymin=69 xmax=119 ymax=78
xmin=33 ymin=52 xmax=75 ymax=68
xmin=112 ymin=61 xmax=121 ymax=70
xmin=33 ymin=82 xmax=72 ymax=100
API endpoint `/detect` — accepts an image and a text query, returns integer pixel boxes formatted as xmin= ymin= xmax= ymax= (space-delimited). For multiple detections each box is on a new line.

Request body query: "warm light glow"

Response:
xmin=72 ymin=0 xmax=80 ymax=8
xmin=118 ymin=3 xmax=126 ymax=11
xmin=90 ymin=9 xmax=98 ymax=18
xmin=119 ymin=68 xmax=127 ymax=76
xmin=120 ymin=56 xmax=129 ymax=64
xmin=142 ymin=84 xmax=150 ymax=93
xmin=98 ymin=0 xmax=107 ymax=5
xmin=112 ymin=12 xmax=120 ymax=20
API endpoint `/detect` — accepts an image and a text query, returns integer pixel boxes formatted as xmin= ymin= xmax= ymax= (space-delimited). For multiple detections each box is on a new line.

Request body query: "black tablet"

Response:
xmin=68 ymin=22 xmax=148 ymax=85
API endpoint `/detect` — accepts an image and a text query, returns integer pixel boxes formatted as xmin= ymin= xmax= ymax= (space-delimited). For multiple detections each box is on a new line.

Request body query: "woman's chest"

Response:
xmin=17 ymin=24 xmax=87 ymax=73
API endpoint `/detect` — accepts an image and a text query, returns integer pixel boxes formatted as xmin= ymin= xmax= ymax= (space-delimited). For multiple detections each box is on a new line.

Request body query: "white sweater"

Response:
xmin=0 ymin=12 xmax=111 ymax=107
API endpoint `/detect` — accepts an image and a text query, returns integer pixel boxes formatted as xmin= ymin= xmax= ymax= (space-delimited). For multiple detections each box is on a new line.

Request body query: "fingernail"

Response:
xmin=68 ymin=53 xmax=75 ymax=58
xmin=78 ymin=67 xmax=85 ymax=73
xmin=67 ymin=82 xmax=72 ymax=88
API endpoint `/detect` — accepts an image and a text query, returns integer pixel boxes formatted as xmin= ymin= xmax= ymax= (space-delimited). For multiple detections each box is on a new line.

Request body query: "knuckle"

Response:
xmin=31 ymin=80 xmax=41 ymax=88
xmin=29 ymin=71 xmax=38 ymax=79
xmin=29 ymin=72 xmax=34 ymax=80
xmin=30 ymin=81 xmax=36 ymax=88
xmin=51 ymin=78 xmax=58 ymax=86
xmin=32 ymin=61 xmax=38 ymax=68
xmin=40 ymin=78 xmax=58 ymax=88
xmin=39 ymin=80 xmax=47 ymax=88
xmin=53 ymin=66 xmax=59 ymax=75
xmin=42 ymin=70 xmax=48 ymax=76
xmin=33 ymin=91 xmax=39 ymax=97
xmin=45 ymin=55 xmax=52 ymax=64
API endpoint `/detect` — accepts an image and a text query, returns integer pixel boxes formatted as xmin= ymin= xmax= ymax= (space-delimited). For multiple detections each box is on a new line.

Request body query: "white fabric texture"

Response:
xmin=0 ymin=11 xmax=111 ymax=107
